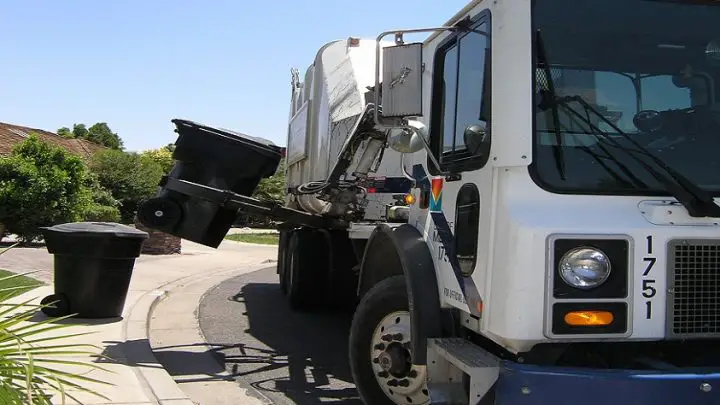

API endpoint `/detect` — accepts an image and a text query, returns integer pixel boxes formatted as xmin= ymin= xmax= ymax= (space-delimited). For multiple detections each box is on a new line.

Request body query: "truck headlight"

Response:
xmin=558 ymin=247 xmax=611 ymax=290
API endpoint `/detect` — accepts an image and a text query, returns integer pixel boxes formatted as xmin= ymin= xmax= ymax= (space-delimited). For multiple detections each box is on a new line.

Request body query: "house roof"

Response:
xmin=0 ymin=122 xmax=106 ymax=160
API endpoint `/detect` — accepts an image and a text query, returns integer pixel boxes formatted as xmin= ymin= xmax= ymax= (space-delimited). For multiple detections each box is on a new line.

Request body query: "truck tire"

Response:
xmin=349 ymin=275 xmax=429 ymax=405
xmin=284 ymin=229 xmax=328 ymax=310
xmin=277 ymin=230 xmax=290 ymax=295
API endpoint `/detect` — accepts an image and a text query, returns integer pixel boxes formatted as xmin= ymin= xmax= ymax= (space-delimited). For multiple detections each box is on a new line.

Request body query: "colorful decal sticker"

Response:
xmin=410 ymin=164 xmax=483 ymax=318
xmin=429 ymin=177 xmax=443 ymax=212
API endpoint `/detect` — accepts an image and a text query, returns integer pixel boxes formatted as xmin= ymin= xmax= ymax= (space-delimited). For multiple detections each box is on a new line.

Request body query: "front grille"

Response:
xmin=667 ymin=239 xmax=720 ymax=338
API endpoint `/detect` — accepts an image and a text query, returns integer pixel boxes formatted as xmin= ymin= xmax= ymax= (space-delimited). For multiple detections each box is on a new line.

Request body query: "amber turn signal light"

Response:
xmin=564 ymin=310 xmax=614 ymax=326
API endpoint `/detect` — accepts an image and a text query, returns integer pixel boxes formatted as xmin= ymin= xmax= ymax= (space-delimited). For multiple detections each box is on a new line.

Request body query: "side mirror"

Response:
xmin=380 ymin=42 xmax=423 ymax=119
xmin=464 ymin=124 xmax=488 ymax=155
xmin=387 ymin=119 xmax=444 ymax=175
xmin=388 ymin=120 xmax=428 ymax=154
xmin=706 ymin=40 xmax=720 ymax=67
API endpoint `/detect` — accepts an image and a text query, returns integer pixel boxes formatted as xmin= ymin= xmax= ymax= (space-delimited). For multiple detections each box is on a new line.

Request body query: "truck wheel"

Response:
xmin=349 ymin=275 xmax=429 ymax=405
xmin=285 ymin=229 xmax=328 ymax=310
xmin=277 ymin=230 xmax=290 ymax=295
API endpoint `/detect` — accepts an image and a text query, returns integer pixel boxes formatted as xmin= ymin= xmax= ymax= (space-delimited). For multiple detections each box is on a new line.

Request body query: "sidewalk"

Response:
xmin=2 ymin=238 xmax=278 ymax=405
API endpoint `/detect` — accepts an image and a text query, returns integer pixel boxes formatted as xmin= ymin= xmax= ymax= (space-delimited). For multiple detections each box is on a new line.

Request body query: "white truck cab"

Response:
xmin=400 ymin=0 xmax=720 ymax=353
xmin=354 ymin=0 xmax=720 ymax=402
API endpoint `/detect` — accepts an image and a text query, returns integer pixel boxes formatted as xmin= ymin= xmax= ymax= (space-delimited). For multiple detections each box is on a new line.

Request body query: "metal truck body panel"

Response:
xmin=286 ymin=39 xmax=408 ymax=220
xmin=493 ymin=362 xmax=720 ymax=404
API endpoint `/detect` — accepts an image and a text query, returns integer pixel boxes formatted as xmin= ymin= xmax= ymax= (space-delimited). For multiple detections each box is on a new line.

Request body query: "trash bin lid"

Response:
xmin=40 ymin=222 xmax=149 ymax=239
xmin=219 ymin=127 xmax=278 ymax=147
xmin=171 ymin=119 xmax=284 ymax=156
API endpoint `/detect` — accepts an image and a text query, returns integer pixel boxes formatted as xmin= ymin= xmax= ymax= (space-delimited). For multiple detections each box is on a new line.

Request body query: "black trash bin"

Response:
xmin=137 ymin=119 xmax=284 ymax=248
xmin=39 ymin=222 xmax=148 ymax=319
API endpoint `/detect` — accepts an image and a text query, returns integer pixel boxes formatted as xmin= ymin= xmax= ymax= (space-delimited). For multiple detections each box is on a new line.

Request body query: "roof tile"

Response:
xmin=0 ymin=122 xmax=107 ymax=161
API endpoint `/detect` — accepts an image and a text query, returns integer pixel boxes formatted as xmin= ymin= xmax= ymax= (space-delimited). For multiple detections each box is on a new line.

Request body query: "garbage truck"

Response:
xmin=137 ymin=0 xmax=720 ymax=403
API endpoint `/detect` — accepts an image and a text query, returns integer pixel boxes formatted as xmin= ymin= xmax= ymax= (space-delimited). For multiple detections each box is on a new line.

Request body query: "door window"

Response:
xmin=430 ymin=15 xmax=492 ymax=173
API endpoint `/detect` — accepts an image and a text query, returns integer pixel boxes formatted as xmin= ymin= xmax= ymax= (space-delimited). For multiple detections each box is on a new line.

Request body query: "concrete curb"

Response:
xmin=224 ymin=241 xmax=279 ymax=248
xmin=126 ymin=261 xmax=276 ymax=405
xmin=124 ymin=288 xmax=192 ymax=404
xmin=148 ymin=263 xmax=276 ymax=405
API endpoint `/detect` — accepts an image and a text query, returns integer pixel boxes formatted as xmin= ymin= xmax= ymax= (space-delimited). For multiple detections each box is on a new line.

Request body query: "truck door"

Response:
xmin=410 ymin=11 xmax=493 ymax=318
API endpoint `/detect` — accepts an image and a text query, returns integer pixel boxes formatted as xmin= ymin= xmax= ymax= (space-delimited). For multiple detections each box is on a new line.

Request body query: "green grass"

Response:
xmin=0 ymin=269 xmax=44 ymax=298
xmin=225 ymin=233 xmax=280 ymax=245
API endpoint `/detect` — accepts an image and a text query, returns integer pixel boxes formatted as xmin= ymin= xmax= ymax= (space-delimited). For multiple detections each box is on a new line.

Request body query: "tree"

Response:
xmin=87 ymin=122 xmax=123 ymax=150
xmin=232 ymin=158 xmax=286 ymax=228
xmin=252 ymin=157 xmax=286 ymax=203
xmin=79 ymin=171 xmax=122 ymax=223
xmin=71 ymin=123 xmax=88 ymax=140
xmin=89 ymin=149 xmax=164 ymax=223
xmin=140 ymin=147 xmax=174 ymax=174
xmin=56 ymin=122 xmax=124 ymax=150
xmin=57 ymin=127 xmax=72 ymax=138
xmin=0 ymin=135 xmax=91 ymax=242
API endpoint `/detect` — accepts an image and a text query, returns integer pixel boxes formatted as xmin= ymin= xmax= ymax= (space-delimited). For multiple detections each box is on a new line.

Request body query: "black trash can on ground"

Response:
xmin=137 ymin=119 xmax=284 ymax=248
xmin=39 ymin=222 xmax=148 ymax=319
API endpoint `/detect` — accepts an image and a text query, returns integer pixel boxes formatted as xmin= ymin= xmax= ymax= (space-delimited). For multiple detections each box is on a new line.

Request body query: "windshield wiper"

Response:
xmin=535 ymin=31 xmax=566 ymax=180
xmin=551 ymin=103 xmax=649 ymax=189
xmin=555 ymin=95 xmax=720 ymax=218
xmin=536 ymin=30 xmax=646 ymax=187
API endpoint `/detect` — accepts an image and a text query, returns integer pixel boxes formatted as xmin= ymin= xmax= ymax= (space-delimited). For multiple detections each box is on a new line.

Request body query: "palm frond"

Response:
xmin=0 ymin=244 xmax=114 ymax=404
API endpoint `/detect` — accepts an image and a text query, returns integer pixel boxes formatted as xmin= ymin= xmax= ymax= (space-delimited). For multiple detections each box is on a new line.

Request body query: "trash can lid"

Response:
xmin=40 ymin=222 xmax=149 ymax=239
xmin=171 ymin=119 xmax=284 ymax=155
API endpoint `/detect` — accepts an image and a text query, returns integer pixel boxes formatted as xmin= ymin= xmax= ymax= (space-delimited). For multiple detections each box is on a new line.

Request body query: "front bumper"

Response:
xmin=495 ymin=362 xmax=720 ymax=405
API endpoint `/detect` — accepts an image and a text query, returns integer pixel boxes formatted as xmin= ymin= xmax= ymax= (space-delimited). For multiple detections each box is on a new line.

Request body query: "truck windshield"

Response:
xmin=530 ymin=0 xmax=720 ymax=196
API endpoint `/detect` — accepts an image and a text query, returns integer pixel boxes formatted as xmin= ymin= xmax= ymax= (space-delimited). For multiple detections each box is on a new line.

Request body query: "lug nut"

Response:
xmin=408 ymin=370 xmax=417 ymax=378
xmin=388 ymin=379 xmax=399 ymax=387
xmin=398 ymin=379 xmax=410 ymax=387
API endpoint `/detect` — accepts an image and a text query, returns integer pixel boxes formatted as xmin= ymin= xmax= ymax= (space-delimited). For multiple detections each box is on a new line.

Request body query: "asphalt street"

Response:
xmin=198 ymin=267 xmax=363 ymax=405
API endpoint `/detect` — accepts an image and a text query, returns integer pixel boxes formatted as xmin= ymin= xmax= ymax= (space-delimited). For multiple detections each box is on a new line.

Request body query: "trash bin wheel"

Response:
xmin=138 ymin=197 xmax=182 ymax=229
xmin=40 ymin=293 xmax=70 ymax=318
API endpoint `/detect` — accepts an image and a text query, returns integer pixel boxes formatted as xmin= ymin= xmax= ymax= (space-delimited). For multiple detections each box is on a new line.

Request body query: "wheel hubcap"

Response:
xmin=378 ymin=343 xmax=410 ymax=377
xmin=371 ymin=311 xmax=429 ymax=404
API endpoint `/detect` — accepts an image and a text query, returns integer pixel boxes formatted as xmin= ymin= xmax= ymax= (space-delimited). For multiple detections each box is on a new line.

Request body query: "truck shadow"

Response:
xmin=198 ymin=267 xmax=363 ymax=405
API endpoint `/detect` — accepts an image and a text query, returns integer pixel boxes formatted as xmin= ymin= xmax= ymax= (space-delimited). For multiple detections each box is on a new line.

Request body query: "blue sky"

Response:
xmin=0 ymin=0 xmax=469 ymax=152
